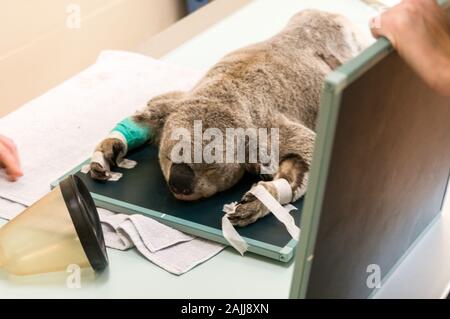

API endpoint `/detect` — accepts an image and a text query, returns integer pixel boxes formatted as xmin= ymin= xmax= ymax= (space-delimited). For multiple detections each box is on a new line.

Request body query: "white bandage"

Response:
xmin=117 ymin=158 xmax=137 ymax=169
xmin=92 ymin=151 xmax=123 ymax=181
xmin=271 ymin=178 xmax=292 ymax=204
xmin=80 ymin=164 xmax=91 ymax=174
xmin=91 ymin=151 xmax=110 ymax=169
xmin=222 ymin=204 xmax=248 ymax=256
xmin=221 ymin=178 xmax=300 ymax=255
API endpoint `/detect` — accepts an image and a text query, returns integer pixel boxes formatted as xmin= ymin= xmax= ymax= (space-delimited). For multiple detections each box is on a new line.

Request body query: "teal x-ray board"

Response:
xmin=52 ymin=145 xmax=303 ymax=262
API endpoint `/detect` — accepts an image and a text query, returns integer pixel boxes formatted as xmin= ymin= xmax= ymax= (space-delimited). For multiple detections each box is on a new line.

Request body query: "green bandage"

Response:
xmin=110 ymin=117 xmax=152 ymax=151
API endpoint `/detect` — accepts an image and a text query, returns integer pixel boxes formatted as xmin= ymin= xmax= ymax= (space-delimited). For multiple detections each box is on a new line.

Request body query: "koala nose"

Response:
xmin=169 ymin=163 xmax=195 ymax=195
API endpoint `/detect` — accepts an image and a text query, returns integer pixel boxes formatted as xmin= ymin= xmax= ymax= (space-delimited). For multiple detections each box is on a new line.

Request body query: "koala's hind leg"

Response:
xmin=228 ymin=158 xmax=310 ymax=226
xmin=229 ymin=120 xmax=315 ymax=226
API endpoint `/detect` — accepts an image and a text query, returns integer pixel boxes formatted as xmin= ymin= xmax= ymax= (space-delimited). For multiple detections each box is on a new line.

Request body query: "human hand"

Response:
xmin=0 ymin=135 xmax=23 ymax=181
xmin=370 ymin=0 xmax=450 ymax=96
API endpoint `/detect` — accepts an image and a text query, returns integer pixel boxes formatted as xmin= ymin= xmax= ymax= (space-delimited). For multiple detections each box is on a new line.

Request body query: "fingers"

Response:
xmin=368 ymin=0 xmax=419 ymax=46
xmin=369 ymin=0 xmax=450 ymax=96
xmin=369 ymin=0 xmax=432 ymax=46
xmin=370 ymin=9 xmax=397 ymax=46
xmin=0 ymin=135 xmax=23 ymax=181
xmin=0 ymin=135 xmax=20 ymax=164
xmin=369 ymin=16 xmax=383 ymax=38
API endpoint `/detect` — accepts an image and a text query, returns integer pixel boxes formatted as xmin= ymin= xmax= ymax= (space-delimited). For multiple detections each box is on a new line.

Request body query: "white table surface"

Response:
xmin=1 ymin=0 xmax=449 ymax=299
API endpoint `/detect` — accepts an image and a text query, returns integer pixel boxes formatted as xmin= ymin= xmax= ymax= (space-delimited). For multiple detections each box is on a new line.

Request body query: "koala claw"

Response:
xmin=228 ymin=184 xmax=274 ymax=226
xmin=89 ymin=162 xmax=110 ymax=181
xmin=229 ymin=197 xmax=268 ymax=227
xmin=228 ymin=180 xmax=283 ymax=226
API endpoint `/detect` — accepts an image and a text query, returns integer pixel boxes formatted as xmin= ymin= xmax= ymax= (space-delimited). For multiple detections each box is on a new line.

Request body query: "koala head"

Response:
xmin=134 ymin=92 xmax=250 ymax=201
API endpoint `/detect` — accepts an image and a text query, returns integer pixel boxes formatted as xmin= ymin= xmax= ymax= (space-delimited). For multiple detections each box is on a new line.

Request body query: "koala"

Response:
xmin=90 ymin=10 xmax=367 ymax=226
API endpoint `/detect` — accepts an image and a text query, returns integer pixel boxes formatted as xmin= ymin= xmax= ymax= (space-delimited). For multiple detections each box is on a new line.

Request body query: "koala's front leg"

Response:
xmin=228 ymin=180 xmax=279 ymax=226
xmin=229 ymin=121 xmax=315 ymax=226
xmin=89 ymin=137 xmax=126 ymax=180
xmin=89 ymin=91 xmax=184 ymax=181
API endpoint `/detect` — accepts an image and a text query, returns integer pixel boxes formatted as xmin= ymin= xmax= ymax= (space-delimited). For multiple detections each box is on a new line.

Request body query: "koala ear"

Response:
xmin=133 ymin=91 xmax=184 ymax=140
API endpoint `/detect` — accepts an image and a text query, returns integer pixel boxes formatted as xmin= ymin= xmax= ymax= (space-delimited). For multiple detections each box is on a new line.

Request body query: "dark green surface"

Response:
xmin=76 ymin=145 xmax=303 ymax=248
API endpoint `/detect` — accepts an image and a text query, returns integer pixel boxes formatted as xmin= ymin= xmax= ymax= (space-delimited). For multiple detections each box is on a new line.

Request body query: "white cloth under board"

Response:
xmin=0 ymin=50 xmax=204 ymax=206
xmin=0 ymin=50 xmax=226 ymax=275
xmin=99 ymin=210 xmax=225 ymax=275
xmin=0 ymin=198 xmax=26 ymax=221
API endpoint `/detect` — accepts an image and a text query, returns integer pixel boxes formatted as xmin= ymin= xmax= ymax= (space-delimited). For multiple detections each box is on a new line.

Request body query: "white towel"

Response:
xmin=0 ymin=198 xmax=26 ymax=221
xmin=99 ymin=209 xmax=224 ymax=275
xmin=99 ymin=210 xmax=195 ymax=251
xmin=0 ymin=51 xmax=225 ymax=275
xmin=0 ymin=50 xmax=203 ymax=206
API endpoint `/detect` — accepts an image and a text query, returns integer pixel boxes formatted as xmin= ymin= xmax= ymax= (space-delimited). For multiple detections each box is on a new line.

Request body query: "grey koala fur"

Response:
xmin=91 ymin=9 xmax=367 ymax=226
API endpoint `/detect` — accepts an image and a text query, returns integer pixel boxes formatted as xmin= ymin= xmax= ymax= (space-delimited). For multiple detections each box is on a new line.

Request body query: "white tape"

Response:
xmin=91 ymin=151 xmax=109 ymax=169
xmin=108 ymin=172 xmax=123 ymax=181
xmin=223 ymin=202 xmax=238 ymax=215
xmin=221 ymin=201 xmax=299 ymax=255
xmin=221 ymin=179 xmax=300 ymax=255
xmin=117 ymin=158 xmax=137 ymax=169
xmin=272 ymin=178 xmax=292 ymax=204
xmin=222 ymin=214 xmax=248 ymax=256
xmin=284 ymin=204 xmax=298 ymax=212
xmin=249 ymin=183 xmax=300 ymax=240
xmin=81 ymin=164 xmax=91 ymax=174
xmin=222 ymin=202 xmax=248 ymax=255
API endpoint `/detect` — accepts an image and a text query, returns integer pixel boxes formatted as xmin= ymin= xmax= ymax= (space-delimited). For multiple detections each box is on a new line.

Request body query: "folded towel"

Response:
xmin=99 ymin=209 xmax=224 ymax=275
xmin=0 ymin=51 xmax=225 ymax=275
xmin=99 ymin=210 xmax=195 ymax=251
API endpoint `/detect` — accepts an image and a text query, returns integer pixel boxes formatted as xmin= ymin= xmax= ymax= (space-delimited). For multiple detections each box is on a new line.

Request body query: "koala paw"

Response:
xmin=89 ymin=162 xmax=109 ymax=180
xmin=89 ymin=138 xmax=125 ymax=181
xmin=228 ymin=181 xmax=276 ymax=227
